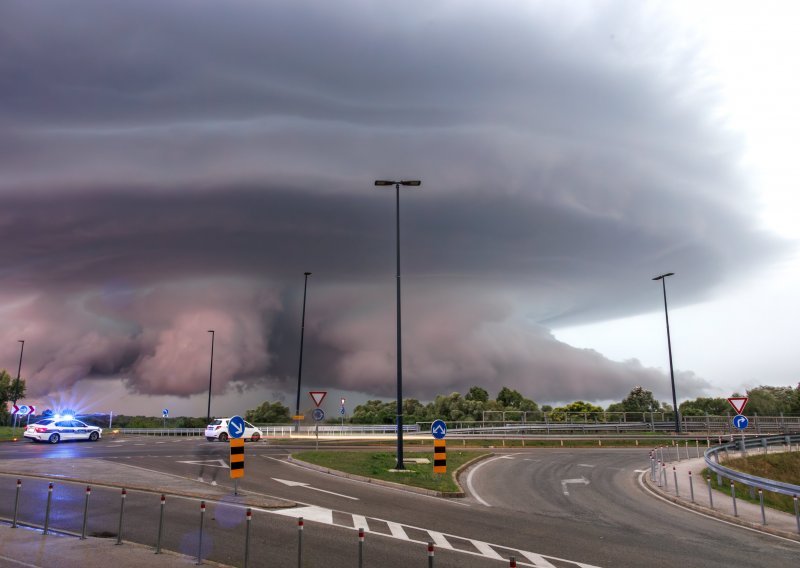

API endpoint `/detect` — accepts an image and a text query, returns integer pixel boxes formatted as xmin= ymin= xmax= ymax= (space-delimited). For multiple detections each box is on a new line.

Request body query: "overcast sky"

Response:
xmin=1 ymin=1 xmax=797 ymax=417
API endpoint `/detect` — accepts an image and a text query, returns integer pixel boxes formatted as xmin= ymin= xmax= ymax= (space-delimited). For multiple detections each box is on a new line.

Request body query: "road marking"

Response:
xmin=466 ymin=456 xmax=511 ymax=506
xmin=352 ymin=514 xmax=369 ymax=532
xmin=272 ymin=478 xmax=359 ymax=500
xmin=273 ymin=505 xmax=333 ymax=524
xmin=428 ymin=531 xmax=452 ymax=549
xmin=177 ymin=459 xmax=229 ymax=469
xmin=472 ymin=540 xmax=503 ymax=560
xmin=577 ymin=464 xmax=595 ymax=468
xmin=387 ymin=521 xmax=409 ymax=540
xmin=634 ymin=469 xmax=649 ymax=473
xmin=561 ymin=476 xmax=590 ymax=496
xmin=519 ymin=551 xmax=560 ymax=567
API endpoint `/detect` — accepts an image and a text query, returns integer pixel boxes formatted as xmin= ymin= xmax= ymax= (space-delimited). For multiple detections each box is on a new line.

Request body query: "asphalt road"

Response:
xmin=0 ymin=437 xmax=797 ymax=567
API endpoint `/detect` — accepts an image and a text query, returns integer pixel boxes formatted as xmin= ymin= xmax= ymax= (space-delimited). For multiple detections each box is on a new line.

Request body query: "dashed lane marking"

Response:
xmin=352 ymin=514 xmax=369 ymax=532
xmin=387 ymin=521 xmax=409 ymax=540
xmin=472 ymin=540 xmax=504 ymax=560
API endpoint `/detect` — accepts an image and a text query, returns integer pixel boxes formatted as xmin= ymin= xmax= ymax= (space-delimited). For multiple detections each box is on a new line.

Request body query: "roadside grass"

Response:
xmin=273 ymin=437 xmax=691 ymax=449
xmin=293 ymin=450 xmax=487 ymax=493
xmin=0 ymin=426 xmax=27 ymax=441
xmin=702 ymin=452 xmax=800 ymax=514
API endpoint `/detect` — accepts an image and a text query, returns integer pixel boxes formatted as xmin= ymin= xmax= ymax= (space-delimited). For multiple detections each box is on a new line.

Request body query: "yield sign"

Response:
xmin=309 ymin=391 xmax=327 ymax=408
xmin=727 ymin=397 xmax=749 ymax=414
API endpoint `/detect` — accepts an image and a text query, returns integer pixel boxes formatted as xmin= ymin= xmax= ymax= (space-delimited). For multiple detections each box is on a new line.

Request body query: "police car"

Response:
xmin=24 ymin=417 xmax=102 ymax=444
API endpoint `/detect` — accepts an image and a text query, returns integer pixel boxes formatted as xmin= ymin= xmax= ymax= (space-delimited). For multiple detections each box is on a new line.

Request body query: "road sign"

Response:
xmin=229 ymin=438 xmax=244 ymax=479
xmin=228 ymin=415 xmax=246 ymax=439
xmin=11 ymin=405 xmax=34 ymax=416
xmin=733 ymin=414 xmax=749 ymax=429
xmin=433 ymin=439 xmax=446 ymax=473
xmin=431 ymin=419 xmax=447 ymax=440
xmin=312 ymin=408 xmax=325 ymax=422
xmin=309 ymin=391 xmax=327 ymax=407
xmin=162 ymin=409 xmax=169 ymax=418
xmin=727 ymin=397 xmax=748 ymax=414
xmin=339 ymin=406 xmax=345 ymax=415
xmin=292 ymin=414 xmax=305 ymax=421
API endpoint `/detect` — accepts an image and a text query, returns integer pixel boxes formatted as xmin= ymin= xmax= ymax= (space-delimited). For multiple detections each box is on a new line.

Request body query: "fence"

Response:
xmin=0 ymin=477 xmax=523 ymax=567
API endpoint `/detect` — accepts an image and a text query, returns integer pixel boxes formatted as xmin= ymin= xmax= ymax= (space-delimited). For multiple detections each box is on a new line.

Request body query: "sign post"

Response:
xmin=228 ymin=415 xmax=245 ymax=495
xmin=431 ymin=419 xmax=447 ymax=474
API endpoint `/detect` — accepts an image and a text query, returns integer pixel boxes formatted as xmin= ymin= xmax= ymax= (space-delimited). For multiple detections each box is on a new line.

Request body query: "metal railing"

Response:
xmin=705 ymin=434 xmax=800 ymax=497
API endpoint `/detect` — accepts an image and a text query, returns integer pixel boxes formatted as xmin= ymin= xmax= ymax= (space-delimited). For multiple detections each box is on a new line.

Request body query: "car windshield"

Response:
xmin=34 ymin=419 xmax=54 ymax=426
xmin=208 ymin=419 xmax=223 ymax=426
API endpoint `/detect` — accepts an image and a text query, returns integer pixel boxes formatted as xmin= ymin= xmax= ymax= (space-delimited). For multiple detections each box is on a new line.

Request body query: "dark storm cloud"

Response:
xmin=0 ymin=1 xmax=784 ymax=404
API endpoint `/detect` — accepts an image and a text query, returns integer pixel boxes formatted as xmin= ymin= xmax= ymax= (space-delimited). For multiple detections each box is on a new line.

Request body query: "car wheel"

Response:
xmin=219 ymin=432 xmax=229 ymax=442
xmin=48 ymin=433 xmax=60 ymax=444
xmin=250 ymin=433 xmax=261 ymax=442
xmin=89 ymin=431 xmax=99 ymax=442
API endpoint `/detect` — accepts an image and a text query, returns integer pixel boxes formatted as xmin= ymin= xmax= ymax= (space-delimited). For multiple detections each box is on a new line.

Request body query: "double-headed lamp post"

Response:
xmin=206 ymin=330 xmax=215 ymax=424
xmin=652 ymin=272 xmax=680 ymax=433
xmin=375 ymin=179 xmax=421 ymax=470
xmin=294 ymin=271 xmax=312 ymax=433
xmin=11 ymin=340 xmax=24 ymax=431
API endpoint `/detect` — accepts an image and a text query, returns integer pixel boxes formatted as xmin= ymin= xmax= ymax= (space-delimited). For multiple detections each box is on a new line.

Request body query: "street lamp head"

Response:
xmin=207 ymin=330 xmax=214 ymax=334
xmin=304 ymin=271 xmax=312 ymax=276
xmin=18 ymin=339 xmax=24 ymax=344
xmin=652 ymin=272 xmax=675 ymax=281
xmin=374 ymin=180 xmax=422 ymax=187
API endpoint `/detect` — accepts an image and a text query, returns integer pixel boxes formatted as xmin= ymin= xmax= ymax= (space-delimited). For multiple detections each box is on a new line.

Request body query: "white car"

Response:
xmin=205 ymin=418 xmax=263 ymax=442
xmin=24 ymin=418 xmax=102 ymax=444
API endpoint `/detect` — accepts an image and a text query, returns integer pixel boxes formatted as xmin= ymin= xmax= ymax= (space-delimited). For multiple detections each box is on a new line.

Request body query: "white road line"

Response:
xmin=519 ymin=551 xmax=559 ymax=567
xmin=577 ymin=464 xmax=595 ymax=468
xmin=272 ymin=505 xmax=333 ymax=524
xmin=352 ymin=514 xmax=369 ymax=532
xmin=387 ymin=521 xmax=409 ymax=540
xmin=428 ymin=530 xmax=452 ymax=549
xmin=471 ymin=540 xmax=503 ymax=560
xmin=465 ymin=456 xmax=510 ymax=507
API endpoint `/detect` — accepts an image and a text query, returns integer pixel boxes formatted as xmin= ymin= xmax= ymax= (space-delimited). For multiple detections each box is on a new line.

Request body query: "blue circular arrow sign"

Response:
xmin=228 ymin=415 xmax=246 ymax=438
xmin=733 ymin=414 xmax=749 ymax=430
xmin=312 ymin=408 xmax=325 ymax=422
xmin=431 ymin=419 xmax=447 ymax=440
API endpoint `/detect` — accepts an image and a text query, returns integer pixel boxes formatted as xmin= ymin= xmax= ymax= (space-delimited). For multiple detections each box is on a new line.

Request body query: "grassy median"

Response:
xmin=704 ymin=452 xmax=800 ymax=514
xmin=293 ymin=450 xmax=487 ymax=493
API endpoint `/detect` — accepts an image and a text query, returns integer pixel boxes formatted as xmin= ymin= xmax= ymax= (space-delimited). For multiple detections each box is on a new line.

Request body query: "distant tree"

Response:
xmin=619 ymin=387 xmax=661 ymax=413
xmin=496 ymin=387 xmax=524 ymax=408
xmin=245 ymin=401 xmax=291 ymax=423
xmin=551 ymin=400 xmax=603 ymax=421
xmin=541 ymin=404 xmax=553 ymax=412
xmin=465 ymin=386 xmax=489 ymax=403
xmin=0 ymin=369 xmax=26 ymax=426
xmin=746 ymin=386 xmax=797 ymax=415
xmin=679 ymin=397 xmax=729 ymax=416
xmin=351 ymin=400 xmax=395 ymax=424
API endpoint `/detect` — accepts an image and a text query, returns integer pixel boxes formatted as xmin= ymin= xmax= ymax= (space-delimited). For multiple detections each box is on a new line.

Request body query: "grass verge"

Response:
xmin=0 ymin=426 xmax=26 ymax=442
xmin=293 ymin=450 xmax=487 ymax=493
xmin=275 ymin=437 xmax=693 ymax=449
xmin=702 ymin=452 xmax=800 ymax=514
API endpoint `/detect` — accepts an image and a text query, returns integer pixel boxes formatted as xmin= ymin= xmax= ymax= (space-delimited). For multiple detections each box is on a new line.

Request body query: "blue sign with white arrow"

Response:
xmin=228 ymin=415 xmax=246 ymax=438
xmin=733 ymin=414 xmax=749 ymax=430
xmin=431 ymin=419 xmax=447 ymax=440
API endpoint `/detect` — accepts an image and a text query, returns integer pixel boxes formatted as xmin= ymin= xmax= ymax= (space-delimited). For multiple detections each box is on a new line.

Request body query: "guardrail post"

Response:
xmin=81 ymin=485 xmax=91 ymax=540
xmin=244 ymin=508 xmax=252 ymax=568
xmin=730 ymin=482 xmax=738 ymax=517
xmin=688 ymin=471 xmax=695 ymax=503
xmin=196 ymin=500 xmax=206 ymax=565
xmin=43 ymin=482 xmax=54 ymax=535
xmin=297 ymin=517 xmax=304 ymax=568
xmin=673 ymin=467 xmax=679 ymax=497
xmin=428 ymin=541 xmax=435 ymax=568
xmin=116 ymin=488 xmax=126 ymax=545
xmin=758 ymin=489 xmax=766 ymax=525
xmin=706 ymin=477 xmax=714 ymax=509
xmin=12 ymin=479 xmax=21 ymax=528
xmin=695 ymin=439 xmax=700 ymax=458
xmin=358 ymin=527 xmax=365 ymax=568
xmin=155 ymin=494 xmax=166 ymax=554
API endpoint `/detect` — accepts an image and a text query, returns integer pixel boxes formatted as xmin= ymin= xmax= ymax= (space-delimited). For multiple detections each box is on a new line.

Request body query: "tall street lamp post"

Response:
xmin=294 ymin=272 xmax=312 ymax=433
xmin=375 ymin=179 xmax=421 ymax=470
xmin=653 ymin=272 xmax=680 ymax=433
xmin=206 ymin=330 xmax=215 ymax=424
xmin=12 ymin=340 xmax=24 ymax=431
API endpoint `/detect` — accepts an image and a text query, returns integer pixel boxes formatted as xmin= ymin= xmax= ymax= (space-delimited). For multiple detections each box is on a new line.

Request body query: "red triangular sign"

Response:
xmin=309 ymin=391 xmax=327 ymax=408
xmin=727 ymin=397 xmax=748 ymax=414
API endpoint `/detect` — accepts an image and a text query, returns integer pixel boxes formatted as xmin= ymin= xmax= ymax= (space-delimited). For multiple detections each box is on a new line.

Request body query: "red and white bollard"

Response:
xmin=509 ymin=556 xmax=517 ymax=567
xmin=428 ymin=541 xmax=435 ymax=567
xmin=81 ymin=486 xmax=92 ymax=539
xmin=358 ymin=527 xmax=365 ymax=568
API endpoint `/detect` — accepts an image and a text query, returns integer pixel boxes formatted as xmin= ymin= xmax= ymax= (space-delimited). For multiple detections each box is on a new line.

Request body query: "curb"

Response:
xmin=287 ymin=451 xmax=494 ymax=498
xmin=641 ymin=470 xmax=800 ymax=542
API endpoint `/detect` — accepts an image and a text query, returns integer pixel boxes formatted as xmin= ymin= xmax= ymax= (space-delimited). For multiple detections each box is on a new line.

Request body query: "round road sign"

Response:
xmin=312 ymin=408 xmax=325 ymax=422
xmin=431 ymin=419 xmax=447 ymax=439
xmin=733 ymin=414 xmax=749 ymax=430
xmin=228 ymin=415 xmax=246 ymax=438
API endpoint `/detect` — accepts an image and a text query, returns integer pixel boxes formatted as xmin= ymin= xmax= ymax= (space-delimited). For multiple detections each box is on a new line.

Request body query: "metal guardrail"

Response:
xmin=704 ymin=434 xmax=800 ymax=497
